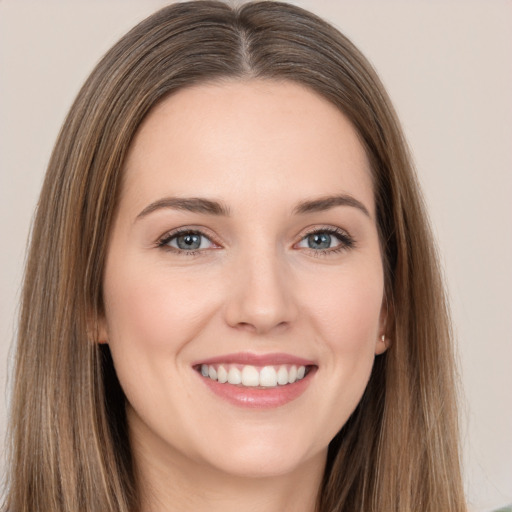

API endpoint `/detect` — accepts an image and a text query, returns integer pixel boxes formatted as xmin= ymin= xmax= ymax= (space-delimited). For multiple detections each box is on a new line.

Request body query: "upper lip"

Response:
xmin=192 ymin=352 xmax=316 ymax=367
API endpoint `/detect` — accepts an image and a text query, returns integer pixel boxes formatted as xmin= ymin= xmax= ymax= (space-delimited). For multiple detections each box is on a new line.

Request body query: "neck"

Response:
xmin=130 ymin=422 xmax=326 ymax=512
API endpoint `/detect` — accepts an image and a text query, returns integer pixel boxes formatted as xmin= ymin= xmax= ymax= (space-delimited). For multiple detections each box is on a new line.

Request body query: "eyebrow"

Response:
xmin=135 ymin=193 xmax=370 ymax=221
xmin=136 ymin=197 xmax=231 ymax=220
xmin=293 ymin=194 xmax=371 ymax=218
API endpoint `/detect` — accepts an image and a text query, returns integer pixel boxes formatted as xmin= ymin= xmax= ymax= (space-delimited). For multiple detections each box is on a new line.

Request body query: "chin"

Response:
xmin=196 ymin=428 xmax=326 ymax=479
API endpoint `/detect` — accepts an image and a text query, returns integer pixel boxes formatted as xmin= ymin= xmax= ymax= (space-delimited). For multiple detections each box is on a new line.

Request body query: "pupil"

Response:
xmin=308 ymin=233 xmax=331 ymax=249
xmin=177 ymin=233 xmax=201 ymax=250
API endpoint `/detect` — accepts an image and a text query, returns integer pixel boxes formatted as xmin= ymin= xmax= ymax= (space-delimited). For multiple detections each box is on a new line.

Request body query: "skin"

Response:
xmin=100 ymin=79 xmax=387 ymax=512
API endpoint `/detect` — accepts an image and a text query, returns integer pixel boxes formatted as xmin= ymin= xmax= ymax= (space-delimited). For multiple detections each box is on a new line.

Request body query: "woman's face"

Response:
xmin=101 ymin=80 xmax=387 ymax=479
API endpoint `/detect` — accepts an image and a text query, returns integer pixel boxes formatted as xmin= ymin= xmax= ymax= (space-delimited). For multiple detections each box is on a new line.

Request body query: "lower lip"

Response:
xmin=196 ymin=368 xmax=316 ymax=409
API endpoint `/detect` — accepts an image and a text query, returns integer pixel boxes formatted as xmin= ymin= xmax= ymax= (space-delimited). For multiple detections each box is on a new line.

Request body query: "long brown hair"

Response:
xmin=3 ymin=2 xmax=466 ymax=511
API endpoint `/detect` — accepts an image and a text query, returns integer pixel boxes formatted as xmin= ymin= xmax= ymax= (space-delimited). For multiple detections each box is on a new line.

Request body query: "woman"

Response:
xmin=2 ymin=1 xmax=467 ymax=511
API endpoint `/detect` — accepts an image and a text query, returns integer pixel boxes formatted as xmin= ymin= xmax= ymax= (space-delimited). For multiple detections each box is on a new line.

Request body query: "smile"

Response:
xmin=198 ymin=363 xmax=310 ymax=388
xmin=192 ymin=353 xmax=317 ymax=408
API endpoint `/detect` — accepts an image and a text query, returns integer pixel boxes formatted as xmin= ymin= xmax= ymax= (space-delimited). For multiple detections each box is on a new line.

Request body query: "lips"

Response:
xmin=192 ymin=352 xmax=317 ymax=408
xmin=198 ymin=352 xmax=314 ymax=365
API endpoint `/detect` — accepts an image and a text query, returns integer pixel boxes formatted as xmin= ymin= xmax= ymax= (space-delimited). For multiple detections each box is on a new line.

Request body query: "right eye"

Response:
xmin=158 ymin=230 xmax=217 ymax=254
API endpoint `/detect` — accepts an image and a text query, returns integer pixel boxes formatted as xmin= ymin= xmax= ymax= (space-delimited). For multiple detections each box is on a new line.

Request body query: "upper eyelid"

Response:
xmin=158 ymin=226 xmax=219 ymax=244
xmin=296 ymin=225 xmax=353 ymax=241
xmin=299 ymin=225 xmax=348 ymax=235
xmin=294 ymin=225 xmax=356 ymax=250
xmin=156 ymin=229 xmax=220 ymax=256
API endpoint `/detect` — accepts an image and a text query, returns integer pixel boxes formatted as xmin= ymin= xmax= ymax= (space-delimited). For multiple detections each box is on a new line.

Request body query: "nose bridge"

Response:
xmin=224 ymin=238 xmax=297 ymax=334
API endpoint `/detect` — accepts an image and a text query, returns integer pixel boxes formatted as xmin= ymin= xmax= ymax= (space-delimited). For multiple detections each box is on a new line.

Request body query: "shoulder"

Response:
xmin=492 ymin=505 xmax=512 ymax=512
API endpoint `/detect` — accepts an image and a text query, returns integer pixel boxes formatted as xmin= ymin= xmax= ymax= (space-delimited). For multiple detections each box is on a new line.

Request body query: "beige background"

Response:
xmin=1 ymin=1 xmax=511 ymax=510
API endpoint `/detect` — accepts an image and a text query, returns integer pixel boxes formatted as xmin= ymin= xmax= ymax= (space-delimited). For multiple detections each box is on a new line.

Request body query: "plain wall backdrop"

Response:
xmin=0 ymin=1 xmax=511 ymax=510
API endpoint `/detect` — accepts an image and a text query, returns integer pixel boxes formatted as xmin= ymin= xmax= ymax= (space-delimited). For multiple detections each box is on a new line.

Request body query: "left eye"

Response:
xmin=296 ymin=230 xmax=350 ymax=251
xmin=161 ymin=231 xmax=214 ymax=251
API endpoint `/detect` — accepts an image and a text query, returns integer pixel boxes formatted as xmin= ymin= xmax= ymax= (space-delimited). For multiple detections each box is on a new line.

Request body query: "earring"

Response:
xmin=381 ymin=334 xmax=385 ymax=343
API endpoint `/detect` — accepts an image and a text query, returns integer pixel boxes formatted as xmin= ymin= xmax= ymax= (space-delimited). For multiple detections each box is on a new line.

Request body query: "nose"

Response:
xmin=223 ymin=246 xmax=298 ymax=335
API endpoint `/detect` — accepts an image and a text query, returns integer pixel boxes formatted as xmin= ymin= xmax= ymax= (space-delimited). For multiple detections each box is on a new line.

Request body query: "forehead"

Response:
xmin=121 ymin=79 xmax=374 ymax=216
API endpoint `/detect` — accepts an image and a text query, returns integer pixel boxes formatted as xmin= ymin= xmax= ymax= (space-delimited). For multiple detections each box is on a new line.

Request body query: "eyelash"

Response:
xmin=157 ymin=228 xmax=219 ymax=256
xmin=156 ymin=226 xmax=356 ymax=257
xmin=299 ymin=226 xmax=356 ymax=257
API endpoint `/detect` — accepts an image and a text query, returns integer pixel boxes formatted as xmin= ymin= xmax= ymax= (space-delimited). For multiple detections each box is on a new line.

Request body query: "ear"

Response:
xmin=375 ymin=292 xmax=392 ymax=355
xmin=375 ymin=333 xmax=389 ymax=355
xmin=87 ymin=309 xmax=109 ymax=345
xmin=97 ymin=319 xmax=109 ymax=344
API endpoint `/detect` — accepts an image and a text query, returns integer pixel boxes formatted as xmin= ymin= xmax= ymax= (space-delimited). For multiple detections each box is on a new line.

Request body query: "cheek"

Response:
xmin=101 ymin=260 xmax=218 ymax=452
xmin=101 ymin=257 xmax=226 ymax=430
xmin=306 ymin=264 xmax=384 ymax=351
xmin=301 ymin=262 xmax=384 ymax=427
xmin=102 ymin=259 xmax=221 ymax=360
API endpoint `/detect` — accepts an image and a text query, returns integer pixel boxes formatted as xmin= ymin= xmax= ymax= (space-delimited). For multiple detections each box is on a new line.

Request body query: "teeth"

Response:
xmin=217 ymin=365 xmax=228 ymax=383
xmin=241 ymin=365 xmax=260 ymax=386
xmin=199 ymin=363 xmax=308 ymax=388
xmin=259 ymin=366 xmax=277 ymax=387
xmin=277 ymin=365 xmax=288 ymax=385
xmin=227 ymin=366 xmax=242 ymax=385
